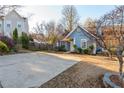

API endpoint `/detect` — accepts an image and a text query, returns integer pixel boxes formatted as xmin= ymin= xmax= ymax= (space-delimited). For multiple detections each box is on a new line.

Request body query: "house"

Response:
xmin=0 ymin=10 xmax=29 ymax=38
xmin=59 ymin=25 xmax=97 ymax=54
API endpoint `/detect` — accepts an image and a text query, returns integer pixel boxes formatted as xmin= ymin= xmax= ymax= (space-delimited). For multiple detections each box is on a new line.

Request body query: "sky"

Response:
xmin=19 ymin=5 xmax=116 ymax=32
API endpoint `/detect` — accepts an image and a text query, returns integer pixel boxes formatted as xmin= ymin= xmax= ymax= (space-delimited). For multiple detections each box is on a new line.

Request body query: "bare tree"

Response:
xmin=61 ymin=5 xmax=79 ymax=32
xmin=0 ymin=5 xmax=21 ymax=15
xmin=83 ymin=17 xmax=97 ymax=35
xmin=84 ymin=15 xmax=114 ymax=58
xmin=96 ymin=6 xmax=124 ymax=82
xmin=33 ymin=21 xmax=64 ymax=46
xmin=96 ymin=14 xmax=115 ymax=59
xmin=114 ymin=6 xmax=124 ymax=79
xmin=33 ymin=22 xmax=46 ymax=34
xmin=45 ymin=21 xmax=64 ymax=45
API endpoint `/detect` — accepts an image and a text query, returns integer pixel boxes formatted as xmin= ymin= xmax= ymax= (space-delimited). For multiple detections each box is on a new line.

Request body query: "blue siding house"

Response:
xmin=60 ymin=25 xmax=97 ymax=54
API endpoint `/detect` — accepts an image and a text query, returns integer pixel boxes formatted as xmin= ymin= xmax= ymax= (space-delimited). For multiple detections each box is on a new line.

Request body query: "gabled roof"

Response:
xmin=0 ymin=10 xmax=27 ymax=19
xmin=63 ymin=25 xmax=97 ymax=40
xmin=5 ymin=10 xmax=24 ymax=19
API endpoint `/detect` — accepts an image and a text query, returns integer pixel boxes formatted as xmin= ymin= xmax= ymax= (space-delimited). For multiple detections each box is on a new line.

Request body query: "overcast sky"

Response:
xmin=19 ymin=5 xmax=115 ymax=32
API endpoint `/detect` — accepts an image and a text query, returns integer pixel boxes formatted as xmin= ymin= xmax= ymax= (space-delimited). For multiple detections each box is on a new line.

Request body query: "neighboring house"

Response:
xmin=58 ymin=25 xmax=97 ymax=54
xmin=30 ymin=33 xmax=48 ymax=48
xmin=30 ymin=33 xmax=46 ymax=43
xmin=0 ymin=10 xmax=29 ymax=38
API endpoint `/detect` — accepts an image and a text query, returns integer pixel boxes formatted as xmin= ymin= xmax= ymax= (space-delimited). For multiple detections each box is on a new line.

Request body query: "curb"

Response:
xmin=103 ymin=73 xmax=121 ymax=88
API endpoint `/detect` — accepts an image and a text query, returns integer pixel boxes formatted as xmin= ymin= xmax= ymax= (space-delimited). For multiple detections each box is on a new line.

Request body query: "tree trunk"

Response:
xmin=118 ymin=56 xmax=124 ymax=87
xmin=116 ymin=46 xmax=124 ymax=77
xmin=116 ymin=46 xmax=124 ymax=87
xmin=106 ymin=49 xmax=113 ymax=59
xmin=118 ymin=56 xmax=123 ymax=77
xmin=108 ymin=51 xmax=113 ymax=59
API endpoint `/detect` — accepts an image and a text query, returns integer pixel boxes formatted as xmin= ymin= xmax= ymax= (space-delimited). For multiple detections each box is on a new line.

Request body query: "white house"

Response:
xmin=0 ymin=10 xmax=29 ymax=38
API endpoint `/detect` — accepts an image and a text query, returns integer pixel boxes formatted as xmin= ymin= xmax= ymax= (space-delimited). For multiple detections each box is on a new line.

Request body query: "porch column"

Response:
xmin=93 ymin=42 xmax=96 ymax=54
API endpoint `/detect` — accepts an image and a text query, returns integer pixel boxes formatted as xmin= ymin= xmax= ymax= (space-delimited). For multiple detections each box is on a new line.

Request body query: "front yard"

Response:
xmin=40 ymin=52 xmax=124 ymax=88
xmin=0 ymin=51 xmax=123 ymax=88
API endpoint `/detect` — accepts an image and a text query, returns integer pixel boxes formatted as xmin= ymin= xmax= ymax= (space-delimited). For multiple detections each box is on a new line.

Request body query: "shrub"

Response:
xmin=83 ymin=48 xmax=90 ymax=54
xmin=89 ymin=45 xmax=94 ymax=50
xmin=0 ymin=36 xmax=15 ymax=50
xmin=88 ymin=45 xmax=94 ymax=54
xmin=77 ymin=47 xmax=83 ymax=54
xmin=20 ymin=32 xmax=29 ymax=49
xmin=57 ymin=45 xmax=66 ymax=52
xmin=0 ymin=41 xmax=9 ymax=53
xmin=73 ymin=44 xmax=78 ymax=52
xmin=13 ymin=28 xmax=18 ymax=44
xmin=73 ymin=44 xmax=77 ymax=49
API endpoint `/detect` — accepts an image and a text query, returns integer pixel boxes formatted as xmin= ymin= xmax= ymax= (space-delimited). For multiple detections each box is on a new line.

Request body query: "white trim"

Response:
xmin=73 ymin=37 xmax=76 ymax=45
xmin=0 ymin=21 xmax=2 ymax=28
xmin=93 ymin=42 xmax=96 ymax=54
xmin=5 ymin=10 xmax=23 ymax=19
xmin=3 ymin=18 xmax=5 ymax=35
xmin=77 ymin=24 xmax=96 ymax=38
xmin=64 ymin=26 xmax=78 ymax=39
xmin=70 ymin=41 xmax=74 ymax=52
xmin=63 ymin=25 xmax=97 ymax=40
xmin=17 ymin=21 xmax=22 ymax=28
xmin=6 ymin=20 xmax=11 ymax=28
xmin=81 ymin=39 xmax=87 ymax=49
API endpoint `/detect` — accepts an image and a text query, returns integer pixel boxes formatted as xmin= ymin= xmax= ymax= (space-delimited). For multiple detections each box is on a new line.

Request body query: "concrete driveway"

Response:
xmin=0 ymin=52 xmax=77 ymax=88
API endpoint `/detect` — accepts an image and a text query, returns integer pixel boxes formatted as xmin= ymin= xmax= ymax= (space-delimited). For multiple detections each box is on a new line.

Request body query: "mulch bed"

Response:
xmin=40 ymin=62 xmax=105 ymax=88
xmin=110 ymin=75 xmax=124 ymax=88
xmin=0 ymin=49 xmax=33 ymax=56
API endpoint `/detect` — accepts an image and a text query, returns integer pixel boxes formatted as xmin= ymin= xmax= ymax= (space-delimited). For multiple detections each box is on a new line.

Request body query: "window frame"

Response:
xmin=17 ymin=24 xmax=21 ymax=28
xmin=73 ymin=37 xmax=76 ymax=45
xmin=17 ymin=21 xmax=22 ymax=28
xmin=6 ymin=21 xmax=11 ymax=28
xmin=7 ymin=24 xmax=11 ymax=28
xmin=81 ymin=39 xmax=87 ymax=49
xmin=0 ymin=21 xmax=2 ymax=28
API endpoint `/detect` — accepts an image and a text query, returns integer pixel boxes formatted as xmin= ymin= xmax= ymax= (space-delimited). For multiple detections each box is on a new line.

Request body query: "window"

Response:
xmin=17 ymin=22 xmax=22 ymax=28
xmin=77 ymin=28 xmax=81 ymax=32
xmin=6 ymin=21 xmax=11 ymax=28
xmin=18 ymin=24 xmax=21 ymax=28
xmin=81 ymin=39 xmax=87 ymax=49
xmin=7 ymin=24 xmax=10 ymax=28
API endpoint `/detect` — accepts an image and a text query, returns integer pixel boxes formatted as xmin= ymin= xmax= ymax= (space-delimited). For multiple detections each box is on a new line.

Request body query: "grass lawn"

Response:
xmin=40 ymin=52 xmax=124 ymax=88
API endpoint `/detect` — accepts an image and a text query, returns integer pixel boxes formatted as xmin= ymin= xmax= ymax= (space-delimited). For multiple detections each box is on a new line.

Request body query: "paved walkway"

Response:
xmin=0 ymin=52 xmax=77 ymax=88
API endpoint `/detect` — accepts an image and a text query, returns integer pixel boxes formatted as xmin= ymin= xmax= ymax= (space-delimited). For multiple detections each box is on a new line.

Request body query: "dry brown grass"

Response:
xmin=41 ymin=52 xmax=123 ymax=72
xmin=40 ymin=52 xmax=124 ymax=88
